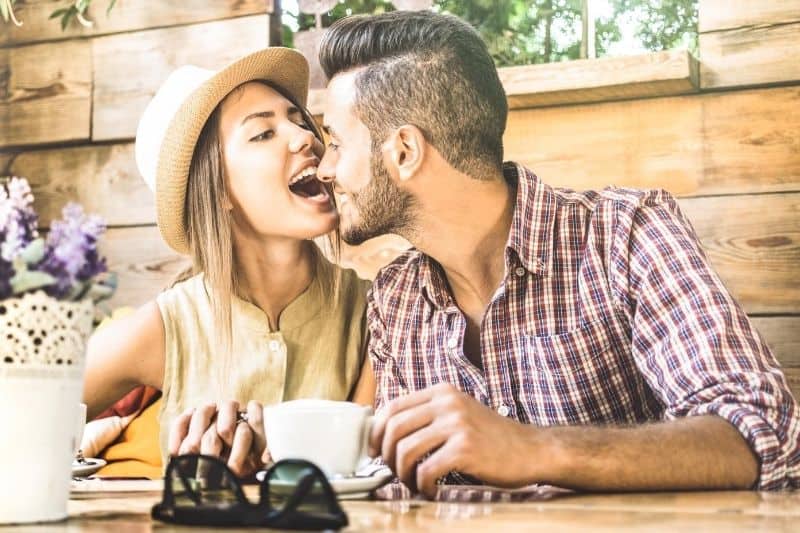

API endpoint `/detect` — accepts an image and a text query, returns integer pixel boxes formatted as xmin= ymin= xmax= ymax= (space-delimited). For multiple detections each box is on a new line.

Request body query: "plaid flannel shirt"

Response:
xmin=367 ymin=162 xmax=799 ymax=490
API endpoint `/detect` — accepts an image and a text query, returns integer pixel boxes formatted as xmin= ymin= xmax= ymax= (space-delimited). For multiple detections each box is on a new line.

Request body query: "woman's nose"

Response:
xmin=289 ymin=126 xmax=316 ymax=154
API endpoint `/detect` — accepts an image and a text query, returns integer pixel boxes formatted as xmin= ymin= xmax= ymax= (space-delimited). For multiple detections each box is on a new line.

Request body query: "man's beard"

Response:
xmin=340 ymin=153 xmax=416 ymax=246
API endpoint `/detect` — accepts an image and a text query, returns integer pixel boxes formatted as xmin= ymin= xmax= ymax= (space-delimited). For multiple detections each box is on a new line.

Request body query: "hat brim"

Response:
xmin=155 ymin=47 xmax=310 ymax=254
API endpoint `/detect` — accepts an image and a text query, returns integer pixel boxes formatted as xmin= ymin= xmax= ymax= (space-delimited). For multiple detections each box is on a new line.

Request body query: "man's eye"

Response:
xmin=250 ymin=130 xmax=274 ymax=142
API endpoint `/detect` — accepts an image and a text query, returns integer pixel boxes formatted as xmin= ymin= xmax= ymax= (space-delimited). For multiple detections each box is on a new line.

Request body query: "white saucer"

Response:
xmin=72 ymin=458 xmax=106 ymax=477
xmin=256 ymin=467 xmax=393 ymax=499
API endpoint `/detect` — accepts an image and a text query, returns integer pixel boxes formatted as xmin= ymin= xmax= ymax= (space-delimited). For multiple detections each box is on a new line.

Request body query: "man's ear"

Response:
xmin=385 ymin=125 xmax=426 ymax=183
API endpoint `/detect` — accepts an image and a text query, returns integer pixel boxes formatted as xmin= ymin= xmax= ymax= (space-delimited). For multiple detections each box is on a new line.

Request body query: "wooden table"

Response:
xmin=3 ymin=489 xmax=798 ymax=532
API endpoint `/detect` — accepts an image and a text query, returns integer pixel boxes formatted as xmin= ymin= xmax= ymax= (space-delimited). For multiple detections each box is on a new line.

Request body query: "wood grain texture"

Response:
xmin=0 ymin=0 xmax=273 ymax=47
xmin=3 ymin=143 xmax=153 ymax=227
xmin=699 ymin=21 xmax=800 ymax=89
xmin=91 ymin=15 xmax=269 ymax=141
xmin=679 ymin=193 xmax=799 ymax=315
xmin=699 ymin=0 xmax=800 ymax=33
xmin=499 ymin=50 xmax=699 ymax=109
xmin=504 ymin=86 xmax=800 ymax=197
xmin=66 ymin=490 xmax=800 ymax=531
xmin=98 ymin=226 xmax=188 ymax=310
xmin=0 ymin=40 xmax=91 ymax=148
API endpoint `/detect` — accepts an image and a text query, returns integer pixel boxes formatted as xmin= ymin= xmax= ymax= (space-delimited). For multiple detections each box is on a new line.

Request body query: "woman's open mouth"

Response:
xmin=289 ymin=166 xmax=332 ymax=206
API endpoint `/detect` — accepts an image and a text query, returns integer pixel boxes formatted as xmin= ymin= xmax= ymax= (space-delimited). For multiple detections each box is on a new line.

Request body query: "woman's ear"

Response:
xmin=385 ymin=125 xmax=426 ymax=183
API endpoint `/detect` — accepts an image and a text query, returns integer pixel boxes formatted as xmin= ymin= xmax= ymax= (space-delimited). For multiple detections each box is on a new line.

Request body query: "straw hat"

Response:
xmin=135 ymin=48 xmax=310 ymax=254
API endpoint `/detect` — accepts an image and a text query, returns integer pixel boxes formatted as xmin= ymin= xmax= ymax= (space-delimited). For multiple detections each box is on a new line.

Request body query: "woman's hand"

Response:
xmin=168 ymin=400 xmax=271 ymax=478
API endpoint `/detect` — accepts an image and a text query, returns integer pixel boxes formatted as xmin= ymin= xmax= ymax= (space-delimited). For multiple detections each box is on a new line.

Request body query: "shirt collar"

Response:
xmin=504 ymin=162 xmax=555 ymax=277
xmin=419 ymin=253 xmax=455 ymax=311
xmin=420 ymin=162 xmax=556 ymax=310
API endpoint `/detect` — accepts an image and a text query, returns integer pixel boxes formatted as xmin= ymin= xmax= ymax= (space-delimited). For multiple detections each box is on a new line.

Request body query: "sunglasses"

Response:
xmin=152 ymin=454 xmax=348 ymax=529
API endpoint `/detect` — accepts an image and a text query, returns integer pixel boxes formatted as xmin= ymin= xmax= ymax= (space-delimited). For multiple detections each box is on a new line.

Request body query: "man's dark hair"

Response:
xmin=319 ymin=10 xmax=508 ymax=179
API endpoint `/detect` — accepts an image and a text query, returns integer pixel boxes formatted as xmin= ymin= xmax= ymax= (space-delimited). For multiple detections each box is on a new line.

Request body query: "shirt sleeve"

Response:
xmin=613 ymin=191 xmax=800 ymax=490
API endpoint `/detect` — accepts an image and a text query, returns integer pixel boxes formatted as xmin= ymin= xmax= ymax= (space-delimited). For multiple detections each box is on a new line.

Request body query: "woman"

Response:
xmin=83 ymin=48 xmax=374 ymax=477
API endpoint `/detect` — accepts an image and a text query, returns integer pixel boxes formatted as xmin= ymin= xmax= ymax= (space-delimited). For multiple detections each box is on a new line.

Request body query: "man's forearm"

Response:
xmin=522 ymin=415 xmax=759 ymax=491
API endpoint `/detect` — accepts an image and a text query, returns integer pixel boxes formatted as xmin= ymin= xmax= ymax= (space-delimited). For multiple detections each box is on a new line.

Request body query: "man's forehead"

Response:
xmin=325 ymin=71 xmax=359 ymax=112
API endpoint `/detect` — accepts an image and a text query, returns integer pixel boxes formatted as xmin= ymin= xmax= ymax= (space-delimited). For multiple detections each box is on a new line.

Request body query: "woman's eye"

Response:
xmin=296 ymin=122 xmax=312 ymax=131
xmin=250 ymin=130 xmax=274 ymax=142
xmin=327 ymin=142 xmax=339 ymax=152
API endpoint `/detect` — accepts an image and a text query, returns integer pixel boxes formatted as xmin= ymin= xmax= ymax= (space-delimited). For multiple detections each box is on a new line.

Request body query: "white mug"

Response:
xmin=263 ymin=399 xmax=373 ymax=478
xmin=0 ymin=379 xmax=84 ymax=524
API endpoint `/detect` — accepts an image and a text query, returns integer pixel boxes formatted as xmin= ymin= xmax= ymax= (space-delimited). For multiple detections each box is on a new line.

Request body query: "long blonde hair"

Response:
xmin=174 ymin=81 xmax=341 ymax=396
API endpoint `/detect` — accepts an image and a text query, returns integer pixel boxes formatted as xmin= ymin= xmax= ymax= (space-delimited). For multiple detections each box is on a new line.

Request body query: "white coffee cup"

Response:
xmin=0 ymin=379 xmax=84 ymax=524
xmin=263 ymin=399 xmax=373 ymax=478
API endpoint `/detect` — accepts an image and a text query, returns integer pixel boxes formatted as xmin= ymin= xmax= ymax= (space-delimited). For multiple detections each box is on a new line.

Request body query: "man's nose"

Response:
xmin=317 ymin=151 xmax=335 ymax=183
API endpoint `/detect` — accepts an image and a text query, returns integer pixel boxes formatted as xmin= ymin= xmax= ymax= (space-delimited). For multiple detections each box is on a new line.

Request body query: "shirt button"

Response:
xmin=497 ymin=404 xmax=510 ymax=417
xmin=268 ymin=340 xmax=281 ymax=351
xmin=447 ymin=337 xmax=459 ymax=350
xmin=514 ymin=267 xmax=526 ymax=277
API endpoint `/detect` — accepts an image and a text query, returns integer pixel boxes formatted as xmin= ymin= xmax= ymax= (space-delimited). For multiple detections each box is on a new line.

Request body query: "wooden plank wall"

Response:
xmin=1 ymin=1 xmax=798 ymax=396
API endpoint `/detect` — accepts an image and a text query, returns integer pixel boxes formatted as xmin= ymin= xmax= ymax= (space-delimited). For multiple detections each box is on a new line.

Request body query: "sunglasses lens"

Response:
xmin=266 ymin=463 xmax=335 ymax=514
xmin=170 ymin=455 xmax=242 ymax=509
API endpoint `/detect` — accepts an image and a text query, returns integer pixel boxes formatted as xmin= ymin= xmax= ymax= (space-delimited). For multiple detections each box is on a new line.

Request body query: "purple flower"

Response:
xmin=38 ymin=203 xmax=107 ymax=298
xmin=0 ymin=177 xmax=39 ymax=262
xmin=1 ymin=177 xmax=110 ymax=301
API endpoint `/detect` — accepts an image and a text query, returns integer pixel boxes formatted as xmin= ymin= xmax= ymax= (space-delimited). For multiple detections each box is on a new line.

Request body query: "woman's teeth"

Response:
xmin=290 ymin=166 xmax=318 ymax=186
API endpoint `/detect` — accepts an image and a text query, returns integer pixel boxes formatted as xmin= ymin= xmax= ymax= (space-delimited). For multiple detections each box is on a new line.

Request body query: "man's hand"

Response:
xmin=369 ymin=383 xmax=536 ymax=498
xmin=168 ymin=400 xmax=271 ymax=478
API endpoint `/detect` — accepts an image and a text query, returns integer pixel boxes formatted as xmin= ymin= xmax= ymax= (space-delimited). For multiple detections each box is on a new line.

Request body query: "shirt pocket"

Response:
xmin=522 ymin=317 xmax=635 ymax=424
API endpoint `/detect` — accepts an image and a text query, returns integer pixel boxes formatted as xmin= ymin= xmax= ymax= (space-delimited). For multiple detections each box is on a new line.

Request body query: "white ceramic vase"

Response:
xmin=0 ymin=291 xmax=93 ymax=524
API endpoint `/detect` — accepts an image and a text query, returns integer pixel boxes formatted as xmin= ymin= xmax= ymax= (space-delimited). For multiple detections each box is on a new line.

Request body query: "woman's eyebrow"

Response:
xmin=241 ymin=111 xmax=275 ymax=126
xmin=241 ymin=107 xmax=302 ymax=126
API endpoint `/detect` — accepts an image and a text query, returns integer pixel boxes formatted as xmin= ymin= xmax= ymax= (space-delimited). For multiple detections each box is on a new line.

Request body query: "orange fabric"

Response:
xmin=95 ymin=385 xmax=161 ymax=420
xmin=96 ymin=397 xmax=163 ymax=479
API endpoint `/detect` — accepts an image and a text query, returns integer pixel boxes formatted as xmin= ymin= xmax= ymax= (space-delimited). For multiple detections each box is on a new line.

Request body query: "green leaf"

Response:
xmin=61 ymin=10 xmax=72 ymax=31
xmin=49 ymin=8 xmax=68 ymax=19
xmin=107 ymin=0 xmax=117 ymax=15
xmin=18 ymin=238 xmax=45 ymax=265
xmin=10 ymin=270 xmax=57 ymax=296
xmin=84 ymin=282 xmax=114 ymax=303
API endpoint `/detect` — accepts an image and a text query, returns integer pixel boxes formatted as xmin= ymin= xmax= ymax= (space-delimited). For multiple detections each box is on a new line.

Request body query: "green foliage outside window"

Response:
xmin=282 ymin=0 xmax=698 ymax=67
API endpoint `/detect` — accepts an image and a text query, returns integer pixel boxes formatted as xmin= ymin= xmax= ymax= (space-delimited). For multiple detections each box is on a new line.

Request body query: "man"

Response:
xmin=313 ymin=10 xmax=799 ymax=497
xmin=171 ymin=11 xmax=799 ymax=497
